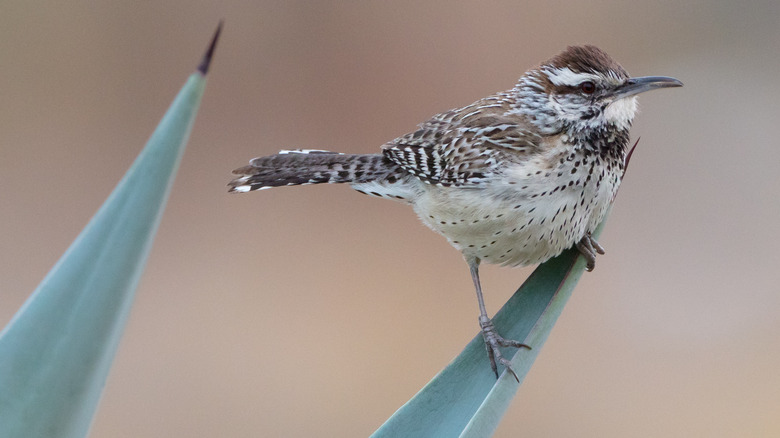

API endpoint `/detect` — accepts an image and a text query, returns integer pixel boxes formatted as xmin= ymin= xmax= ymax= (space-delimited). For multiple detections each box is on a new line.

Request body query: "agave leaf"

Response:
xmin=0 ymin=25 xmax=220 ymax=438
xmin=372 ymin=216 xmax=609 ymax=438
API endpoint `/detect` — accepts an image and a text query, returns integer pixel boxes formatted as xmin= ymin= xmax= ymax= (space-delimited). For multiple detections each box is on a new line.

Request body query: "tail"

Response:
xmin=228 ymin=149 xmax=393 ymax=193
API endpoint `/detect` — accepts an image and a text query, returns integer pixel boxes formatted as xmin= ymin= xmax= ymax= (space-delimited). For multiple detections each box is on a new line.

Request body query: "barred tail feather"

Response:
xmin=228 ymin=149 xmax=392 ymax=193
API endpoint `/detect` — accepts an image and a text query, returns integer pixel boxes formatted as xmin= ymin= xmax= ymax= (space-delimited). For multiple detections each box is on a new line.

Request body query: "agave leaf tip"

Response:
xmin=197 ymin=21 xmax=223 ymax=75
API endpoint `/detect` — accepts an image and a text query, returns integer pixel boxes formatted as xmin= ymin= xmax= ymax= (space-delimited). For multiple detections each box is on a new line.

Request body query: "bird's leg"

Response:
xmin=575 ymin=232 xmax=606 ymax=271
xmin=468 ymin=257 xmax=531 ymax=382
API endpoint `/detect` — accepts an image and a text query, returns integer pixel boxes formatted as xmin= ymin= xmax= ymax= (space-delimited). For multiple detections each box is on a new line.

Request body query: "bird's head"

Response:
xmin=515 ymin=45 xmax=682 ymax=137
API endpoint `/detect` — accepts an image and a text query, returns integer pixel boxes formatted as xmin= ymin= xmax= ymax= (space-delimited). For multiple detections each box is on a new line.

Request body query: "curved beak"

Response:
xmin=611 ymin=76 xmax=683 ymax=100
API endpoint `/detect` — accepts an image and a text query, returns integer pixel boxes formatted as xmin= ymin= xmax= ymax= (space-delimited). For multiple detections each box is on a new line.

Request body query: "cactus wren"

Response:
xmin=229 ymin=45 xmax=682 ymax=380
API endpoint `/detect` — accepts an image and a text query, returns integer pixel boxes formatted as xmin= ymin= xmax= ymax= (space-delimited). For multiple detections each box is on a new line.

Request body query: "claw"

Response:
xmin=591 ymin=238 xmax=606 ymax=255
xmin=576 ymin=233 xmax=605 ymax=271
xmin=479 ymin=316 xmax=531 ymax=382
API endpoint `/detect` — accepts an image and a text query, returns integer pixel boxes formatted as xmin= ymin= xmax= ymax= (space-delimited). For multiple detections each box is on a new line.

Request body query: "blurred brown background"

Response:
xmin=1 ymin=1 xmax=779 ymax=437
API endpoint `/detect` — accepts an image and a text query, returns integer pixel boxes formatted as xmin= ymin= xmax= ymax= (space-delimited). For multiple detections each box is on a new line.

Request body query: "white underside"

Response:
xmin=353 ymin=156 xmax=619 ymax=267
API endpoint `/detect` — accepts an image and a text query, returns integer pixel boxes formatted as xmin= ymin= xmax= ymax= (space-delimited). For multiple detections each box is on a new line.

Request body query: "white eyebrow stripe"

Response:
xmin=543 ymin=67 xmax=599 ymax=87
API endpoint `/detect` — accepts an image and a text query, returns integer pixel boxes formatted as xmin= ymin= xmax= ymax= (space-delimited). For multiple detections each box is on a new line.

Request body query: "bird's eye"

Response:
xmin=579 ymin=81 xmax=596 ymax=94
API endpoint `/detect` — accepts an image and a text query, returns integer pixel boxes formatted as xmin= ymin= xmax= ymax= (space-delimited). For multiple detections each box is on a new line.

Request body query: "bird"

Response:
xmin=228 ymin=45 xmax=682 ymax=380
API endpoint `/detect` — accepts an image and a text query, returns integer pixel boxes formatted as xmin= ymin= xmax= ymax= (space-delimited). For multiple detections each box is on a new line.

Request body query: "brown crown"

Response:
xmin=545 ymin=45 xmax=628 ymax=78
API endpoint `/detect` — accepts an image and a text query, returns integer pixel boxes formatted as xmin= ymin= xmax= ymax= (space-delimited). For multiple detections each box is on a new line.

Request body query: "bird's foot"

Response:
xmin=479 ymin=315 xmax=531 ymax=382
xmin=576 ymin=233 xmax=606 ymax=271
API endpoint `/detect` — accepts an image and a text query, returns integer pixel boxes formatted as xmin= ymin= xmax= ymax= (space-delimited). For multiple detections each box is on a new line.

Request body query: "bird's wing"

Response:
xmin=382 ymin=95 xmax=543 ymax=187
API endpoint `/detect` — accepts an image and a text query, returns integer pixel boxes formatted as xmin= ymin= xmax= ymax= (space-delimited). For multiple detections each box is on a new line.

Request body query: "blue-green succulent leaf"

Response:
xmin=0 ymin=25 xmax=219 ymax=438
